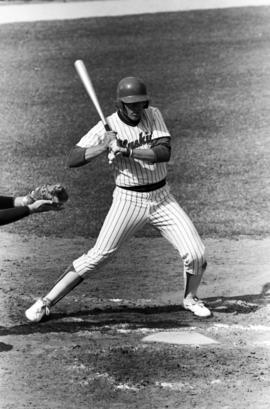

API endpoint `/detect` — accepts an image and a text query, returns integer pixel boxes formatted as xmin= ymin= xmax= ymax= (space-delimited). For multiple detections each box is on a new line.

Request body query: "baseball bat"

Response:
xmin=74 ymin=59 xmax=111 ymax=131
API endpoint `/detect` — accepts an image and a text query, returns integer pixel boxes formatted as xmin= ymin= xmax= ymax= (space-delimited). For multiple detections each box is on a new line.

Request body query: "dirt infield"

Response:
xmin=0 ymin=232 xmax=270 ymax=408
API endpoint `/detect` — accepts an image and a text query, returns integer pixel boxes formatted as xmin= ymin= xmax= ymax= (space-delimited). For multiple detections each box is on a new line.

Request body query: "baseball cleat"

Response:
xmin=25 ymin=298 xmax=51 ymax=322
xmin=183 ymin=297 xmax=211 ymax=318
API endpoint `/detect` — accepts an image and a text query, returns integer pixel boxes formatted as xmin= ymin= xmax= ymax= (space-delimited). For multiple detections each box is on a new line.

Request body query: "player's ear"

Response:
xmin=115 ymin=100 xmax=127 ymax=113
xmin=144 ymin=101 xmax=149 ymax=109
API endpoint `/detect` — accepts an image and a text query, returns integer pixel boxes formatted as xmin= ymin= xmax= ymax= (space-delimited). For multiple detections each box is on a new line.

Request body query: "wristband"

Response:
xmin=123 ymin=147 xmax=133 ymax=157
xmin=22 ymin=196 xmax=30 ymax=206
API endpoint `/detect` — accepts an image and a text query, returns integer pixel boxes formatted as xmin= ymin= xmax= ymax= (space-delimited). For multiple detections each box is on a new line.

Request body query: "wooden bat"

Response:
xmin=74 ymin=59 xmax=118 ymax=163
xmin=74 ymin=59 xmax=111 ymax=131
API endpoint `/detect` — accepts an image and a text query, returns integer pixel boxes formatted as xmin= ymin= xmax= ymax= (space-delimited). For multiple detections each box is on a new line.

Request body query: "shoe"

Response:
xmin=183 ymin=297 xmax=211 ymax=318
xmin=25 ymin=298 xmax=51 ymax=322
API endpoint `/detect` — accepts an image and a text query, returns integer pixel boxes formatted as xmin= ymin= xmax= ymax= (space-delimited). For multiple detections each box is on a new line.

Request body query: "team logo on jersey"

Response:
xmin=119 ymin=131 xmax=152 ymax=149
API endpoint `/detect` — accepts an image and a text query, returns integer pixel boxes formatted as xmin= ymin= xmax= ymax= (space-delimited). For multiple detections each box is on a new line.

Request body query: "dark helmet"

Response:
xmin=116 ymin=77 xmax=149 ymax=105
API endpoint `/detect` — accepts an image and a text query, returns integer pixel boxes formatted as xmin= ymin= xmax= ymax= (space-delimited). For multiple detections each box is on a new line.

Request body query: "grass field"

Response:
xmin=0 ymin=6 xmax=269 ymax=239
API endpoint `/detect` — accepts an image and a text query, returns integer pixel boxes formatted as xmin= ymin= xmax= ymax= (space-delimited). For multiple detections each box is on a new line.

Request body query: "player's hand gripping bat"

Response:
xmin=74 ymin=59 xmax=116 ymax=162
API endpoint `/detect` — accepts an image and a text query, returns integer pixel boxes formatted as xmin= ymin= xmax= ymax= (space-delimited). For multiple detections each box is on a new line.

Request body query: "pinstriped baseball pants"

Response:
xmin=73 ymin=185 xmax=206 ymax=277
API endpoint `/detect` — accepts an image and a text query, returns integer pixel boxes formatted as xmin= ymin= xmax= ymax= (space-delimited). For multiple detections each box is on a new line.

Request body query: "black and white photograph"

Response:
xmin=0 ymin=0 xmax=270 ymax=407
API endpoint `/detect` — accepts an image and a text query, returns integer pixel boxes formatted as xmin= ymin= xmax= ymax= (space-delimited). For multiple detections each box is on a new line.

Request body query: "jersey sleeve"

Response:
xmin=150 ymin=107 xmax=171 ymax=140
xmin=0 ymin=195 xmax=14 ymax=209
xmin=0 ymin=207 xmax=30 ymax=226
xmin=0 ymin=195 xmax=30 ymax=225
xmin=76 ymin=121 xmax=106 ymax=148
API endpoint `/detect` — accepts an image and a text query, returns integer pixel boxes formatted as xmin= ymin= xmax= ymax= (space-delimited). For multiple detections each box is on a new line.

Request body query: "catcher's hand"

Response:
xmin=23 ymin=183 xmax=69 ymax=206
xmin=28 ymin=199 xmax=64 ymax=214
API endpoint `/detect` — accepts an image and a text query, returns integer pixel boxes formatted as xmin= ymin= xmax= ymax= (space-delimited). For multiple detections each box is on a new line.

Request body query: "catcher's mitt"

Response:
xmin=24 ymin=183 xmax=69 ymax=205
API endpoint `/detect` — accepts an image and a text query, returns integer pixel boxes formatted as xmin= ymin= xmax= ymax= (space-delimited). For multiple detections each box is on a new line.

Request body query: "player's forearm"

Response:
xmin=85 ymin=145 xmax=107 ymax=161
xmin=0 ymin=207 xmax=30 ymax=226
xmin=131 ymin=145 xmax=171 ymax=163
xmin=131 ymin=148 xmax=156 ymax=162
xmin=67 ymin=145 xmax=106 ymax=167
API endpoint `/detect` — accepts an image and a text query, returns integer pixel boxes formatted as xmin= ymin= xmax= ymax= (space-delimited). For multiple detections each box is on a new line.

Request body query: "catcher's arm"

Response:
xmin=15 ymin=195 xmax=64 ymax=212
xmin=0 ymin=195 xmax=61 ymax=226
xmin=0 ymin=205 xmax=30 ymax=226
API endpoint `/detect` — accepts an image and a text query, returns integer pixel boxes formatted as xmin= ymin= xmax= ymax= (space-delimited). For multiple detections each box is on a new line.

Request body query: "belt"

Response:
xmin=117 ymin=178 xmax=166 ymax=193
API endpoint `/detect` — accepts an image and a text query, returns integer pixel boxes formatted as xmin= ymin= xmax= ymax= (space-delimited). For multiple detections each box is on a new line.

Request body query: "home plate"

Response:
xmin=142 ymin=331 xmax=218 ymax=346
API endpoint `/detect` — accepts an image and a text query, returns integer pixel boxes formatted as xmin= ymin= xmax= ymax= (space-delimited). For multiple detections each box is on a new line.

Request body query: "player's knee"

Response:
xmin=73 ymin=247 xmax=116 ymax=276
xmin=87 ymin=246 xmax=117 ymax=261
xmin=196 ymin=254 xmax=207 ymax=273
xmin=182 ymin=252 xmax=206 ymax=275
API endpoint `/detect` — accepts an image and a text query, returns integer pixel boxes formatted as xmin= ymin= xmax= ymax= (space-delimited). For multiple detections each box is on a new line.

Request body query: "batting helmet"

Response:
xmin=116 ymin=77 xmax=150 ymax=105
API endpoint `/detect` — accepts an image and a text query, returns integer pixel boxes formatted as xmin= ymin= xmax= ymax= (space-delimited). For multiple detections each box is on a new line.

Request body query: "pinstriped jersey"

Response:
xmin=77 ymin=106 xmax=171 ymax=187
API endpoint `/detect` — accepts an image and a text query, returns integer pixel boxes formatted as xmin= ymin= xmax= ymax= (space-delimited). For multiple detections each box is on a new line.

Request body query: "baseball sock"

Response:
xmin=44 ymin=265 xmax=83 ymax=306
xmin=184 ymin=272 xmax=203 ymax=299
xmin=184 ymin=261 xmax=207 ymax=299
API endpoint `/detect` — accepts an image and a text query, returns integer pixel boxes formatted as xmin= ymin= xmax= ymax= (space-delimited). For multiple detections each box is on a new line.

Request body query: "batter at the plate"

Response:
xmin=25 ymin=76 xmax=211 ymax=322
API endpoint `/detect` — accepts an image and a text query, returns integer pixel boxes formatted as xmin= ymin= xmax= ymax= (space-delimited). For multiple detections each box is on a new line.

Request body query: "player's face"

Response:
xmin=124 ymin=102 xmax=145 ymax=121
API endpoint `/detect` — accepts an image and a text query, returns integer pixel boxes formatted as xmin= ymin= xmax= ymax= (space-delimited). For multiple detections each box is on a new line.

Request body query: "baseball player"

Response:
xmin=25 ymin=76 xmax=211 ymax=322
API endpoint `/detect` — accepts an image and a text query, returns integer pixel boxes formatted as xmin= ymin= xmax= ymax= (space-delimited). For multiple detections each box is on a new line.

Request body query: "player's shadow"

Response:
xmin=204 ymin=282 xmax=270 ymax=314
xmin=1 ymin=283 xmax=269 ymax=337
xmin=0 ymin=304 xmax=211 ymax=336
xmin=0 ymin=342 xmax=13 ymax=352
